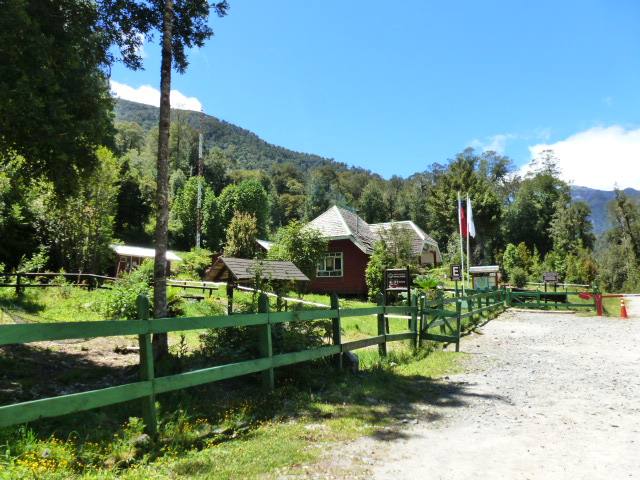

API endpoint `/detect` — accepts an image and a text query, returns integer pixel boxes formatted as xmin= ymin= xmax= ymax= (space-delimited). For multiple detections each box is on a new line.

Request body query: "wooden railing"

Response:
xmin=0 ymin=286 xmax=596 ymax=435
xmin=0 ymin=293 xmax=419 ymax=435
xmin=505 ymin=286 xmax=599 ymax=310
xmin=419 ymin=289 xmax=505 ymax=351
xmin=0 ymin=272 xmax=116 ymax=294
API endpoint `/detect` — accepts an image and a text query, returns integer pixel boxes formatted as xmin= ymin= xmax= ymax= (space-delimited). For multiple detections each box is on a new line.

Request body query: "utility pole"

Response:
xmin=196 ymin=109 xmax=204 ymax=249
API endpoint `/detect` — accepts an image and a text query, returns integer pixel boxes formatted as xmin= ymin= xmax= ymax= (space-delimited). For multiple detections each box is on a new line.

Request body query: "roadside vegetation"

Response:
xmin=0 ymin=282 xmax=476 ymax=480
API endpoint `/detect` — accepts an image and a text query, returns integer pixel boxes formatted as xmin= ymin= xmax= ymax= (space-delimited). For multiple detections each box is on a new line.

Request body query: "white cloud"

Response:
xmin=527 ymin=125 xmax=640 ymax=190
xmin=110 ymin=81 xmax=202 ymax=111
xmin=472 ymin=133 xmax=517 ymax=154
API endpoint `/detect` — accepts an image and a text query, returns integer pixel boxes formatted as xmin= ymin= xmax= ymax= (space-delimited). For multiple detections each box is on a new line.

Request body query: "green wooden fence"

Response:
xmin=504 ymin=286 xmax=599 ymax=310
xmin=0 ymin=286 xmax=594 ymax=435
xmin=419 ymin=289 xmax=505 ymax=351
xmin=0 ymin=293 xmax=420 ymax=435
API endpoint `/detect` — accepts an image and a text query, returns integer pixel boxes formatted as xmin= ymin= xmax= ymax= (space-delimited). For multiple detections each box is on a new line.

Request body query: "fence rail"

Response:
xmin=0 ymin=272 xmax=116 ymax=294
xmin=0 ymin=285 xmax=597 ymax=435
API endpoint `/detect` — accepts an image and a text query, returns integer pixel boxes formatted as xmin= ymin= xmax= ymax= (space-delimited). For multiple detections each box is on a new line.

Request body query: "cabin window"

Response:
xmin=317 ymin=252 xmax=343 ymax=277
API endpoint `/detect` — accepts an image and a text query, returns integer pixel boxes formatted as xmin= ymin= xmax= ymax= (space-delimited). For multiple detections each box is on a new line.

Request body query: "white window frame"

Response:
xmin=317 ymin=252 xmax=344 ymax=277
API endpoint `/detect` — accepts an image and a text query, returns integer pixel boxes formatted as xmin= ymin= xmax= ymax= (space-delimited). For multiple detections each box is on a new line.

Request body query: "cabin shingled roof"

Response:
xmin=369 ymin=221 xmax=439 ymax=256
xmin=203 ymin=257 xmax=309 ymax=284
xmin=306 ymin=206 xmax=376 ymax=252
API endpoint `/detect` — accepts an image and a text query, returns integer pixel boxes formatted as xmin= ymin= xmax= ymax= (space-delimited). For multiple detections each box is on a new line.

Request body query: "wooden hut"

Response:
xmin=112 ymin=245 xmax=182 ymax=276
xmin=203 ymin=257 xmax=309 ymax=313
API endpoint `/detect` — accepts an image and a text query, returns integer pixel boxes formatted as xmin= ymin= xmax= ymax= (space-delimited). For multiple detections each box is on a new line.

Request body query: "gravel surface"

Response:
xmin=350 ymin=308 xmax=640 ymax=479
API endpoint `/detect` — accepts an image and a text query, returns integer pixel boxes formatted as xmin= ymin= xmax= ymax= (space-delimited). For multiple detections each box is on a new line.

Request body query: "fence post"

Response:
xmin=418 ymin=294 xmax=425 ymax=348
xmin=136 ymin=294 xmax=157 ymax=437
xmin=377 ymin=293 xmax=387 ymax=357
xmin=15 ymin=273 xmax=21 ymax=296
xmin=435 ymin=290 xmax=445 ymax=335
xmin=258 ymin=293 xmax=274 ymax=392
xmin=410 ymin=294 xmax=418 ymax=349
xmin=330 ymin=294 xmax=343 ymax=369
xmin=455 ymin=299 xmax=462 ymax=353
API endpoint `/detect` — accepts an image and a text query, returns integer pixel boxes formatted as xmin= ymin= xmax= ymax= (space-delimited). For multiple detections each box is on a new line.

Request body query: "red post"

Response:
xmin=596 ymin=295 xmax=603 ymax=316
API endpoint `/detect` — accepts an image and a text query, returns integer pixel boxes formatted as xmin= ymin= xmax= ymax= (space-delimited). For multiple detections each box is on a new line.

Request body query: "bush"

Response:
xmin=173 ymin=248 xmax=213 ymax=279
xmin=101 ymin=263 xmax=152 ymax=320
xmin=199 ymin=305 xmax=329 ymax=364
xmin=510 ymin=267 xmax=528 ymax=288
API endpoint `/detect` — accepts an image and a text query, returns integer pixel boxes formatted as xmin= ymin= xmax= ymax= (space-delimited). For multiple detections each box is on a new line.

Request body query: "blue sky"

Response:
xmin=110 ymin=0 xmax=640 ymax=190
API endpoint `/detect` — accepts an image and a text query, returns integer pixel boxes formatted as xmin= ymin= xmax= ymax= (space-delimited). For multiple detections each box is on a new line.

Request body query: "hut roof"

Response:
xmin=203 ymin=257 xmax=309 ymax=284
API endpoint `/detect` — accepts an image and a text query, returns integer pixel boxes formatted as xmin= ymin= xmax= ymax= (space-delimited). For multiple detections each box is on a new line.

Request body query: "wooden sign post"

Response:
xmin=385 ymin=267 xmax=411 ymax=329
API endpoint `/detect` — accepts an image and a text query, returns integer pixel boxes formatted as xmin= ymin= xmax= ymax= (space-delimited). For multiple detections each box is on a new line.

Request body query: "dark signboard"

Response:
xmin=450 ymin=264 xmax=463 ymax=281
xmin=386 ymin=268 xmax=410 ymax=291
xmin=543 ymin=271 xmax=559 ymax=284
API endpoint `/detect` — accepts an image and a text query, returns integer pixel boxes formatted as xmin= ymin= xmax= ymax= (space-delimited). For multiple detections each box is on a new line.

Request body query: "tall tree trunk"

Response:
xmin=153 ymin=0 xmax=174 ymax=359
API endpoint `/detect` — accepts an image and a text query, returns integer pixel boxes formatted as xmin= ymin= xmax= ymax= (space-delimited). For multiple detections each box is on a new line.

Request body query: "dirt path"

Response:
xmin=344 ymin=309 xmax=640 ymax=479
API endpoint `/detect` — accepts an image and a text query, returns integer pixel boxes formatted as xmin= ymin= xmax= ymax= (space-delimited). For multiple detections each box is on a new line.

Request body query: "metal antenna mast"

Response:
xmin=196 ymin=109 xmax=204 ymax=249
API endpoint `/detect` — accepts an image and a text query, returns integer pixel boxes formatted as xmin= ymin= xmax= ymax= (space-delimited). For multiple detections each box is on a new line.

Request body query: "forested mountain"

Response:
xmin=570 ymin=186 xmax=640 ymax=234
xmin=116 ymin=98 xmax=636 ymax=237
xmin=114 ymin=99 xmax=356 ymax=173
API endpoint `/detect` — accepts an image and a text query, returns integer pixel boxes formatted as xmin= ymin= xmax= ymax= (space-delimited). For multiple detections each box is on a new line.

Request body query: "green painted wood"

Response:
xmin=270 ymin=345 xmax=341 ymax=368
xmin=342 ymin=336 xmax=385 ymax=352
xmin=418 ymin=294 xmax=425 ymax=347
xmin=154 ymin=359 xmax=272 ymax=394
xmin=154 ymin=345 xmax=345 ymax=395
xmin=268 ymin=309 xmax=338 ymax=324
xmin=258 ymin=294 xmax=274 ymax=392
xmin=426 ymin=318 xmax=446 ymax=329
xmin=0 ymin=291 xmax=519 ymax=431
xmin=376 ymin=294 xmax=387 ymax=357
xmin=339 ymin=307 xmax=383 ymax=318
xmin=411 ymin=294 xmax=418 ymax=349
xmin=330 ymin=294 xmax=342 ymax=370
xmin=136 ymin=294 xmax=157 ymax=437
xmin=385 ymin=306 xmax=418 ymax=315
xmin=386 ymin=332 xmax=414 ymax=342
xmin=149 ymin=313 xmax=268 ymax=332
xmin=0 ymin=320 xmax=147 ymax=345
xmin=424 ymin=333 xmax=458 ymax=343
xmin=455 ymin=300 xmax=462 ymax=352
xmin=0 ymin=381 xmax=153 ymax=428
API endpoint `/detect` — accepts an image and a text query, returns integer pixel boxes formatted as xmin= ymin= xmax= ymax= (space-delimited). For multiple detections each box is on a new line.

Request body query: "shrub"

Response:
xmin=510 ymin=267 xmax=528 ymax=288
xmin=173 ymin=248 xmax=213 ymax=279
xmin=101 ymin=264 xmax=151 ymax=320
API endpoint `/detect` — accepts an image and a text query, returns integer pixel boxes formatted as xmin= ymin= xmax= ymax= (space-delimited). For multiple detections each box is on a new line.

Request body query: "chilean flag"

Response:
xmin=458 ymin=193 xmax=467 ymax=238
xmin=467 ymin=194 xmax=476 ymax=238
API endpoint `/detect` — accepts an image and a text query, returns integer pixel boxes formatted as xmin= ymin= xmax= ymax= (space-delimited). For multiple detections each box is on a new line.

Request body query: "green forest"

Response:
xmin=2 ymin=0 xmax=640 ymax=294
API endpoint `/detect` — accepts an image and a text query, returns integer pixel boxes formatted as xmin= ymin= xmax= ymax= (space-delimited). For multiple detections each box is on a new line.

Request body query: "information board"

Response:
xmin=386 ymin=268 xmax=410 ymax=291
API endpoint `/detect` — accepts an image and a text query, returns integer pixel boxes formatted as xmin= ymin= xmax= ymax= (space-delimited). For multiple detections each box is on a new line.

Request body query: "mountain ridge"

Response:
xmin=114 ymin=98 xmax=636 ymax=235
xmin=570 ymin=185 xmax=640 ymax=234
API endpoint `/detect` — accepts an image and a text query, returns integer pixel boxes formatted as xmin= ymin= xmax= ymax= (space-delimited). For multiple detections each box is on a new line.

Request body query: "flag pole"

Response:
xmin=467 ymin=227 xmax=470 ymax=290
xmin=458 ymin=192 xmax=466 ymax=296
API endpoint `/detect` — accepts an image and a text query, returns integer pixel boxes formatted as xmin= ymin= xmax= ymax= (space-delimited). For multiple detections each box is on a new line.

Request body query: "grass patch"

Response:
xmin=0 ymin=343 xmax=465 ymax=479
xmin=0 ymin=285 xmax=482 ymax=479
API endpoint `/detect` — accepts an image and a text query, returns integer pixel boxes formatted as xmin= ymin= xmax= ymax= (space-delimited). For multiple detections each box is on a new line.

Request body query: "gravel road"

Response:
xmin=359 ymin=308 xmax=640 ymax=479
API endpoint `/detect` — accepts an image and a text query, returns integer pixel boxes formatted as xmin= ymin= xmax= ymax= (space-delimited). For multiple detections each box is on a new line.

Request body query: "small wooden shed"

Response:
xmin=112 ymin=245 xmax=182 ymax=276
xmin=203 ymin=257 xmax=309 ymax=313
